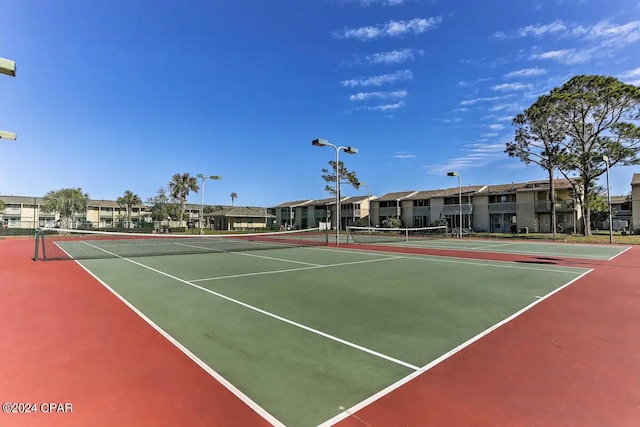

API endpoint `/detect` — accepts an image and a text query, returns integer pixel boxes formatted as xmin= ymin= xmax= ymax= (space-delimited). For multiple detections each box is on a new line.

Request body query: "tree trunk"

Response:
xmin=581 ymin=178 xmax=591 ymax=236
xmin=549 ymin=169 xmax=556 ymax=240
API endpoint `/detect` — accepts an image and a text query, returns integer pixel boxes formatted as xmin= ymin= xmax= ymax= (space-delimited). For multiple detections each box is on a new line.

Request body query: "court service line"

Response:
xmin=174 ymin=242 xmax=322 ymax=267
xmin=80 ymin=242 xmax=419 ymax=371
xmin=73 ymin=252 xmax=285 ymax=426
xmin=304 ymin=246 xmax=585 ymax=274
xmin=387 ymin=240 xmax=610 ymax=260
xmin=191 ymin=256 xmax=403 ymax=282
xmin=607 ymin=246 xmax=633 ymax=261
xmin=318 ymin=268 xmax=594 ymax=427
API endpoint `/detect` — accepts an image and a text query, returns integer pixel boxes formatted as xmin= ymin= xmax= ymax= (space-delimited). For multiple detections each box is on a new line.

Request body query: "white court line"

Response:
xmin=190 ymin=257 xmax=403 ymax=283
xmin=304 ymin=246 xmax=585 ymax=274
xmin=174 ymin=242 xmax=322 ymax=267
xmin=607 ymin=246 xmax=633 ymax=261
xmin=81 ymin=242 xmax=420 ymax=373
xmin=76 ymin=245 xmax=285 ymax=426
xmin=352 ymin=240 xmax=612 ymax=260
xmin=318 ymin=268 xmax=594 ymax=427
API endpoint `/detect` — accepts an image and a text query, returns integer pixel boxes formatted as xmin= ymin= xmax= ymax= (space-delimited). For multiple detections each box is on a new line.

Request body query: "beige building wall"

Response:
xmin=516 ymin=192 xmax=537 ymax=231
xmin=401 ymin=200 xmax=413 ymax=226
xmin=472 ymin=195 xmax=490 ymax=231
xmin=430 ymin=198 xmax=444 ymax=223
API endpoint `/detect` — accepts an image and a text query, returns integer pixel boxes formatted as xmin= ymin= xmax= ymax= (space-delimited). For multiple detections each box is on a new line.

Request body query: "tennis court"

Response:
xmin=346 ymin=226 xmax=630 ymax=260
xmin=35 ymin=228 xmax=596 ymax=426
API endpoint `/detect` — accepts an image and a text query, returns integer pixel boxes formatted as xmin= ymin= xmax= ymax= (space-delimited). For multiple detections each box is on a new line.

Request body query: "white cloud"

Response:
xmin=516 ymin=20 xmax=568 ymax=37
xmin=434 ymin=117 xmax=463 ymax=123
xmin=489 ymin=103 xmax=521 ymax=112
xmin=424 ymin=143 xmax=506 ymax=174
xmin=488 ymin=124 xmax=505 ymax=130
xmin=452 ymin=108 xmax=468 ymax=113
xmin=458 ymin=77 xmax=493 ymax=87
xmin=492 ymin=82 xmax=533 ymax=91
xmin=342 ymin=70 xmax=413 ymax=87
xmin=361 ymin=102 xmax=405 ymax=111
xmin=504 ymin=68 xmax=547 ymax=78
xmin=459 ymin=95 xmax=513 ymax=106
xmin=482 ymin=132 xmax=499 ymax=137
xmin=530 ymin=48 xmax=595 ymax=64
xmin=619 ymin=67 xmax=640 ymax=86
xmin=333 ymin=17 xmax=442 ymax=41
xmin=365 ymin=49 xmax=423 ymax=65
xmin=349 ymin=90 xmax=408 ymax=101
xmin=391 ymin=151 xmax=416 ymax=159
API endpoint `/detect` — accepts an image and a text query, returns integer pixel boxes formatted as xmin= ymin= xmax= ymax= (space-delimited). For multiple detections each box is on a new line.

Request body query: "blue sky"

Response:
xmin=1 ymin=0 xmax=639 ymax=207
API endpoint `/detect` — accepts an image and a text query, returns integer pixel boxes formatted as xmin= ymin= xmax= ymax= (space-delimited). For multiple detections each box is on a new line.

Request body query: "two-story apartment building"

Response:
xmin=273 ymin=195 xmax=376 ymax=230
xmin=273 ymin=178 xmax=603 ymax=234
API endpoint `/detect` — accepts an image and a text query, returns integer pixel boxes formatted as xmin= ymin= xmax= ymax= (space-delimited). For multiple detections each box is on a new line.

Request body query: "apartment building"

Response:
xmin=273 ymin=175 xmax=640 ymax=234
xmin=273 ymin=195 xmax=375 ymax=230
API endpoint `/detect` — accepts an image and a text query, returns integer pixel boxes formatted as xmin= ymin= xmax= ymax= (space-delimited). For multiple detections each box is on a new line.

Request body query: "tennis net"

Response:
xmin=346 ymin=225 xmax=450 ymax=244
xmin=34 ymin=227 xmax=329 ymax=261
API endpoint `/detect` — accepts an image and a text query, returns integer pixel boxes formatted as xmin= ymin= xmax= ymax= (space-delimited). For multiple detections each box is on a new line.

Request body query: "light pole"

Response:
xmin=361 ymin=182 xmax=371 ymax=228
xmin=1 ymin=57 xmax=17 ymax=141
xmin=312 ymin=138 xmax=358 ymax=245
xmin=196 ymin=174 xmax=221 ymax=235
xmin=596 ymin=156 xmax=613 ymax=244
xmin=447 ymin=171 xmax=462 ymax=238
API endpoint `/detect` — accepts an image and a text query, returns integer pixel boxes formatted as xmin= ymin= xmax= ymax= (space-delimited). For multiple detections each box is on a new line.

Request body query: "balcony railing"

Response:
xmin=535 ymin=200 xmax=575 ymax=212
xmin=2 ymin=207 xmax=21 ymax=214
xmin=442 ymin=205 xmax=473 ymax=215
xmin=488 ymin=202 xmax=517 ymax=213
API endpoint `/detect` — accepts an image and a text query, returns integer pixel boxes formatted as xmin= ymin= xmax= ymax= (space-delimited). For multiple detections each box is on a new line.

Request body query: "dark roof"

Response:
xmin=436 ymin=185 xmax=487 ymax=197
xmin=375 ymin=191 xmax=418 ymax=201
xmin=482 ymin=183 xmax=528 ymax=195
xmin=515 ymin=178 xmax=574 ymax=191
xmin=343 ymin=195 xmax=370 ymax=202
xmin=274 ymin=199 xmax=313 ymax=208
xmin=610 ymin=195 xmax=631 ymax=204
xmin=406 ymin=190 xmax=443 ymax=200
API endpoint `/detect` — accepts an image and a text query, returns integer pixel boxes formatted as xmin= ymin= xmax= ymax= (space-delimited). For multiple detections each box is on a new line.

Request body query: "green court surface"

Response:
xmin=375 ymin=238 xmax=629 ymax=260
xmin=78 ymin=245 xmax=591 ymax=426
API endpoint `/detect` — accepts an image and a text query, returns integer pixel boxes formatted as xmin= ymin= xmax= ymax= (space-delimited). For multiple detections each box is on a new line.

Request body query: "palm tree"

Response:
xmin=168 ymin=173 xmax=199 ymax=227
xmin=41 ymin=188 xmax=89 ymax=229
xmin=117 ymin=190 xmax=142 ymax=229
xmin=230 ymin=192 xmax=238 ymax=206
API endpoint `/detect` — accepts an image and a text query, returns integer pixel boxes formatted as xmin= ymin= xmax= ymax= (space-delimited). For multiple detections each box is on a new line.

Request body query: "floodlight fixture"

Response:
xmin=0 ymin=57 xmax=16 ymax=77
xmin=0 ymin=131 xmax=17 ymax=140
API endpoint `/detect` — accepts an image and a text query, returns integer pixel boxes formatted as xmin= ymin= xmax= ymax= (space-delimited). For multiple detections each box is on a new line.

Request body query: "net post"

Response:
xmin=33 ymin=229 xmax=40 ymax=261
xmin=405 ymin=228 xmax=409 ymax=241
xmin=41 ymin=232 xmax=47 ymax=260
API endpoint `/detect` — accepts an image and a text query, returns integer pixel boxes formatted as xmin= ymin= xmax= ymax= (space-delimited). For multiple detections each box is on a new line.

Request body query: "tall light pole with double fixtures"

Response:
xmin=596 ymin=156 xmax=613 ymax=244
xmin=196 ymin=174 xmax=221 ymax=235
xmin=312 ymin=138 xmax=358 ymax=245
xmin=1 ymin=57 xmax=17 ymax=142
xmin=447 ymin=171 xmax=462 ymax=238
xmin=360 ymin=182 xmax=371 ymax=228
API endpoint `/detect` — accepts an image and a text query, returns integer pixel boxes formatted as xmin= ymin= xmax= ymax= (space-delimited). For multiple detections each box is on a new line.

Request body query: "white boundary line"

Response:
xmin=191 ymin=257 xmax=403 ymax=283
xmin=72 ymin=260 xmax=285 ymax=426
xmin=607 ymin=246 xmax=633 ymax=261
xmin=318 ymin=268 xmax=595 ymax=427
xmin=388 ymin=240 xmax=615 ymax=260
xmin=80 ymin=242 xmax=420 ymax=372
xmin=304 ymin=246 xmax=585 ymax=274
